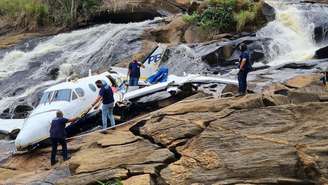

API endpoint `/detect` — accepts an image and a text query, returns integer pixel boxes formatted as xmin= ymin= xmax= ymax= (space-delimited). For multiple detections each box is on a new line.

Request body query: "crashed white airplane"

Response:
xmin=10 ymin=44 xmax=237 ymax=151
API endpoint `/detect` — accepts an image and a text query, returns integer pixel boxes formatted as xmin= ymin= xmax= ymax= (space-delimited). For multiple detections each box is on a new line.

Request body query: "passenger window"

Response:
xmin=89 ymin=84 xmax=96 ymax=92
xmin=72 ymin=91 xmax=78 ymax=101
xmin=52 ymin=89 xmax=71 ymax=102
xmin=75 ymin=88 xmax=85 ymax=97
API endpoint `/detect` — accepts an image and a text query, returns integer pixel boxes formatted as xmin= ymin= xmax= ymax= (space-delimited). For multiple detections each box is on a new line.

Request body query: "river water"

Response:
xmin=257 ymin=0 xmax=328 ymax=66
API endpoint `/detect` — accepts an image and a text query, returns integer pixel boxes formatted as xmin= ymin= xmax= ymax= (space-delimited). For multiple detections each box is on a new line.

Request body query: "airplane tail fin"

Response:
xmin=140 ymin=44 xmax=167 ymax=79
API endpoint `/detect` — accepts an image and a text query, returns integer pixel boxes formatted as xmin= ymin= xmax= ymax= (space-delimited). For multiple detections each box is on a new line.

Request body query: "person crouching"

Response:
xmin=50 ymin=111 xmax=78 ymax=166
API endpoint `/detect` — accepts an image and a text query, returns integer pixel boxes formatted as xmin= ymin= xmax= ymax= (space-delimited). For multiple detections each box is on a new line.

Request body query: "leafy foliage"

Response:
xmin=97 ymin=179 xmax=123 ymax=185
xmin=183 ymin=0 xmax=264 ymax=32
xmin=0 ymin=0 xmax=48 ymax=24
xmin=0 ymin=0 xmax=102 ymax=28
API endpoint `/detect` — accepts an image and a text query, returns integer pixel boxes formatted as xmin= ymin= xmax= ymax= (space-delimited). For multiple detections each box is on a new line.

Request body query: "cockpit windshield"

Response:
xmin=52 ymin=89 xmax=71 ymax=102
xmin=40 ymin=91 xmax=53 ymax=104
xmin=40 ymin=89 xmax=72 ymax=104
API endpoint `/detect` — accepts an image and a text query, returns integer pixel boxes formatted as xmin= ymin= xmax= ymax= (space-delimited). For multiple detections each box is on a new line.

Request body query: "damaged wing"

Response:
xmin=0 ymin=119 xmax=24 ymax=135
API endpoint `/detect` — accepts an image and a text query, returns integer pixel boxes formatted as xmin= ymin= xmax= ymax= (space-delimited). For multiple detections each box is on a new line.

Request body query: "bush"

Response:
xmin=97 ymin=179 xmax=123 ymax=185
xmin=183 ymin=0 xmax=264 ymax=32
xmin=0 ymin=0 xmax=48 ymax=20
xmin=184 ymin=0 xmax=235 ymax=31
xmin=0 ymin=0 xmax=102 ymax=28
xmin=233 ymin=0 xmax=263 ymax=31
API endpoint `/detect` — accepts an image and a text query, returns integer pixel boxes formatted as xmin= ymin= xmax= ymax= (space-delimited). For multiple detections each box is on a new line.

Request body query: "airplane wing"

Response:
xmin=168 ymin=74 xmax=239 ymax=86
xmin=123 ymin=81 xmax=173 ymax=100
xmin=109 ymin=67 xmax=128 ymax=77
xmin=120 ymin=75 xmax=237 ymax=102
xmin=0 ymin=119 xmax=24 ymax=135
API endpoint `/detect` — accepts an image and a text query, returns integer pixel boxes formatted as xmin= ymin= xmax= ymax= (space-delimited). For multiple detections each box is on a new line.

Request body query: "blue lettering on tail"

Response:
xmin=147 ymin=54 xmax=162 ymax=64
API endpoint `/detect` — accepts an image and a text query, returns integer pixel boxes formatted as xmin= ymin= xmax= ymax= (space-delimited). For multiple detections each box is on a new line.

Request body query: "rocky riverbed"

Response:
xmin=1 ymin=0 xmax=328 ymax=184
xmin=0 ymin=73 xmax=327 ymax=185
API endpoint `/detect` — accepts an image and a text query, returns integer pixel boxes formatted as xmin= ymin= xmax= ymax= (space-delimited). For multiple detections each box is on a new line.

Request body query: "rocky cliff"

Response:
xmin=0 ymin=74 xmax=327 ymax=185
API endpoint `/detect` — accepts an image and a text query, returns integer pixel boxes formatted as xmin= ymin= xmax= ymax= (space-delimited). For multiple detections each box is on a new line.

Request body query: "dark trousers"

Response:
xmin=129 ymin=77 xmax=139 ymax=86
xmin=51 ymin=138 xmax=68 ymax=165
xmin=321 ymin=76 xmax=327 ymax=86
xmin=238 ymin=69 xmax=249 ymax=94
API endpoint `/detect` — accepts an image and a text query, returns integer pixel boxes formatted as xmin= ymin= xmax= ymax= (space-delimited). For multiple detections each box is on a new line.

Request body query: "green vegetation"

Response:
xmin=183 ymin=0 xmax=265 ymax=32
xmin=0 ymin=0 xmax=102 ymax=28
xmin=97 ymin=179 xmax=123 ymax=185
xmin=0 ymin=0 xmax=48 ymax=25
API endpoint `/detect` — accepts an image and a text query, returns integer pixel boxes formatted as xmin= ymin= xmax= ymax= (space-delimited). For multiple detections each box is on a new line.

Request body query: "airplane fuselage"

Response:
xmin=15 ymin=72 xmax=124 ymax=150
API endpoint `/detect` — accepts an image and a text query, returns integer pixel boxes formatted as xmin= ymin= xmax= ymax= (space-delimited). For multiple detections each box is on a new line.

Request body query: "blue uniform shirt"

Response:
xmin=129 ymin=61 xmax=142 ymax=78
xmin=99 ymin=85 xmax=114 ymax=104
xmin=239 ymin=52 xmax=252 ymax=70
xmin=50 ymin=117 xmax=69 ymax=139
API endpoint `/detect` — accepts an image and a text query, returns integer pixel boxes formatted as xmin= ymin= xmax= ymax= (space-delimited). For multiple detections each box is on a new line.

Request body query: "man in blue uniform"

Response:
xmin=91 ymin=80 xmax=115 ymax=130
xmin=50 ymin=111 xmax=79 ymax=166
xmin=128 ymin=60 xmax=145 ymax=86
xmin=237 ymin=43 xmax=252 ymax=96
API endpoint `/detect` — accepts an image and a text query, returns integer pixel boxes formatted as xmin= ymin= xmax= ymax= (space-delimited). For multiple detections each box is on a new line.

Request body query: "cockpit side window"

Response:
xmin=89 ymin=84 xmax=96 ymax=92
xmin=52 ymin=89 xmax=71 ymax=102
xmin=72 ymin=91 xmax=78 ymax=101
xmin=40 ymin=91 xmax=53 ymax=104
xmin=75 ymin=88 xmax=85 ymax=97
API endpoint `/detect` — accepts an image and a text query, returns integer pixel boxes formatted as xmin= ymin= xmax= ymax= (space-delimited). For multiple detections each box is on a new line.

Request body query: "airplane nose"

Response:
xmin=15 ymin=111 xmax=56 ymax=151
xmin=15 ymin=137 xmax=26 ymax=150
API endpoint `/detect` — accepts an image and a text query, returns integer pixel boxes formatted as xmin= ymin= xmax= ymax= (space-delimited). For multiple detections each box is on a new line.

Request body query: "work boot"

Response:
xmin=51 ymin=160 xmax=58 ymax=166
xmin=64 ymin=156 xmax=71 ymax=161
xmin=100 ymin=130 xmax=108 ymax=134
xmin=235 ymin=92 xmax=246 ymax=97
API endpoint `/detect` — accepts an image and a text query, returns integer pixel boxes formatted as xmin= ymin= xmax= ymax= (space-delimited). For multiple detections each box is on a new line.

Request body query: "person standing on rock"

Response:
xmin=320 ymin=70 xmax=328 ymax=87
xmin=50 ymin=111 xmax=79 ymax=166
xmin=237 ymin=43 xmax=252 ymax=96
xmin=91 ymin=80 xmax=115 ymax=131
xmin=128 ymin=58 xmax=145 ymax=86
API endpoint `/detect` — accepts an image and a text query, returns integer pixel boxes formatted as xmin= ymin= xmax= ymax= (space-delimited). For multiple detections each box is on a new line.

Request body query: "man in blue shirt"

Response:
xmin=128 ymin=60 xmax=145 ymax=86
xmin=237 ymin=43 xmax=252 ymax=96
xmin=50 ymin=111 xmax=79 ymax=166
xmin=91 ymin=80 xmax=115 ymax=131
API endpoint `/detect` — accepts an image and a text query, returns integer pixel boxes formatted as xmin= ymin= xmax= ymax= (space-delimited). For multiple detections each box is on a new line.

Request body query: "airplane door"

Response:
xmin=70 ymin=89 xmax=85 ymax=117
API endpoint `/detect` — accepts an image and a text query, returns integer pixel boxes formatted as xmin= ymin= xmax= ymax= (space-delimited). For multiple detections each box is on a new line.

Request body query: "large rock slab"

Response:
xmin=69 ymin=138 xmax=174 ymax=174
xmin=123 ymin=174 xmax=155 ymax=185
xmin=284 ymin=74 xmax=322 ymax=88
xmin=160 ymin=102 xmax=328 ymax=185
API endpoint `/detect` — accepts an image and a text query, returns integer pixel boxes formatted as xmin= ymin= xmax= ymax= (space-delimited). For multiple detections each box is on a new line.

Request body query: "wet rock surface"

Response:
xmin=0 ymin=74 xmax=327 ymax=185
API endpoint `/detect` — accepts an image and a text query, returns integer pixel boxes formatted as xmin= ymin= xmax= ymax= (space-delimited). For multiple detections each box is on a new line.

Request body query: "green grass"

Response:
xmin=183 ymin=0 xmax=264 ymax=32
xmin=97 ymin=179 xmax=123 ymax=185
xmin=0 ymin=0 xmax=48 ymax=22
xmin=0 ymin=0 xmax=101 ymax=27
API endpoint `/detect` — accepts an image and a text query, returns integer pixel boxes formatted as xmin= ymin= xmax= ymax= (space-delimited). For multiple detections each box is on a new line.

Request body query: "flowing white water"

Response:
xmin=0 ymin=19 xmax=161 ymax=80
xmin=257 ymin=0 xmax=328 ymax=66
xmin=0 ymin=19 xmax=162 ymax=114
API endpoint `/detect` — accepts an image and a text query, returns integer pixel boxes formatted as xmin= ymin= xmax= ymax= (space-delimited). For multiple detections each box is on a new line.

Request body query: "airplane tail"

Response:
xmin=140 ymin=44 xmax=167 ymax=80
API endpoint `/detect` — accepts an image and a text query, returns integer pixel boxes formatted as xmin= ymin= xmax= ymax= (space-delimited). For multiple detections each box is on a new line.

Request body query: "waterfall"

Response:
xmin=0 ymin=19 xmax=162 ymax=114
xmin=257 ymin=0 xmax=328 ymax=66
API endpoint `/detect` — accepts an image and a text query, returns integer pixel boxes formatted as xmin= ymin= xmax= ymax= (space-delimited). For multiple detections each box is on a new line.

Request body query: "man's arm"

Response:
xmin=240 ymin=58 xmax=247 ymax=70
xmin=92 ymin=96 xmax=102 ymax=108
xmin=127 ymin=69 xmax=131 ymax=77
xmin=128 ymin=63 xmax=132 ymax=77
xmin=67 ymin=117 xmax=79 ymax=123
xmin=139 ymin=62 xmax=145 ymax=68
